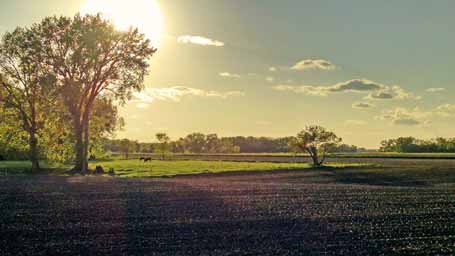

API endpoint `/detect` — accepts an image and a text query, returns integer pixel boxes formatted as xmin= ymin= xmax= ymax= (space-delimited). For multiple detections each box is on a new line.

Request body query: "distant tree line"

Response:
xmin=103 ymin=131 xmax=361 ymax=158
xmin=380 ymin=137 xmax=455 ymax=153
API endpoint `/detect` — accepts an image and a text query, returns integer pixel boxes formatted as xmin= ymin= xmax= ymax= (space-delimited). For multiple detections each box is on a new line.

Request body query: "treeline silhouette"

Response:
xmin=380 ymin=137 xmax=455 ymax=153
xmin=103 ymin=132 xmax=360 ymax=156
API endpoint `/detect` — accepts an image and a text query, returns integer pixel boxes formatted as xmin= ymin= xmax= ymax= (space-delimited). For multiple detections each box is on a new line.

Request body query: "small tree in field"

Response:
xmin=155 ymin=133 xmax=170 ymax=160
xmin=291 ymin=125 xmax=341 ymax=167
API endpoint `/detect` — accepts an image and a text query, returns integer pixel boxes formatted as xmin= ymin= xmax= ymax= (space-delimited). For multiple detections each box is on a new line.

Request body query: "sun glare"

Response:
xmin=80 ymin=0 xmax=164 ymax=47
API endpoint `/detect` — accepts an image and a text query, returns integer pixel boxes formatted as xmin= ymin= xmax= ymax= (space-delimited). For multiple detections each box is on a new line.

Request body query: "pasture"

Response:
xmin=0 ymin=159 xmax=367 ymax=177
xmin=1 ymin=156 xmax=455 ymax=255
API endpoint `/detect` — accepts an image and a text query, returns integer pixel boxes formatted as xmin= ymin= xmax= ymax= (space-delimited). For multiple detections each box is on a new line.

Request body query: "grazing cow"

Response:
xmin=143 ymin=157 xmax=152 ymax=163
xmin=139 ymin=157 xmax=145 ymax=161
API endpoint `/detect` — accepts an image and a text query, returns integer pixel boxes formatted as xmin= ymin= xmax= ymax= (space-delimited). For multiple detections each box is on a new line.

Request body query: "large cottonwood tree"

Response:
xmin=34 ymin=14 xmax=156 ymax=172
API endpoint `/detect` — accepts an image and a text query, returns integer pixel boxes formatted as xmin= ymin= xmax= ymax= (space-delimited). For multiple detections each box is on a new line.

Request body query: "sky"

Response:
xmin=1 ymin=0 xmax=454 ymax=148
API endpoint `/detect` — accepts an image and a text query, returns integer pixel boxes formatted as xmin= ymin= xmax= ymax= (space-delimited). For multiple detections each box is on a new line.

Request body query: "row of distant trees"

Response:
xmin=0 ymin=14 xmax=156 ymax=172
xmin=105 ymin=133 xmax=241 ymax=158
xmin=105 ymin=133 xmax=361 ymax=156
xmin=380 ymin=137 xmax=455 ymax=153
xmin=105 ymin=130 xmax=360 ymax=164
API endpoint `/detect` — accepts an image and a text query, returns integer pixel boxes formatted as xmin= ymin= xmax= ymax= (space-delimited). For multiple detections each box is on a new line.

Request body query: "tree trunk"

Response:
xmin=28 ymin=99 xmax=40 ymax=172
xmin=311 ymin=155 xmax=320 ymax=167
xmin=81 ymin=113 xmax=90 ymax=173
xmin=309 ymin=148 xmax=320 ymax=167
xmin=73 ymin=124 xmax=84 ymax=172
xmin=29 ymin=132 xmax=40 ymax=172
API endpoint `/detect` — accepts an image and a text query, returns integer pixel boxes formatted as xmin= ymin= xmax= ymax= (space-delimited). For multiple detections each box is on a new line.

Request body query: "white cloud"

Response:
xmin=266 ymin=76 xmax=275 ymax=83
xmin=365 ymin=85 xmax=421 ymax=101
xmin=352 ymin=102 xmax=374 ymax=109
xmin=273 ymin=79 xmax=420 ymax=100
xmin=437 ymin=104 xmax=455 ymax=111
xmin=426 ymin=87 xmax=446 ymax=93
xmin=269 ymin=67 xmax=277 ymax=72
xmin=219 ymin=72 xmax=241 ymax=78
xmin=291 ymin=59 xmax=336 ymax=71
xmin=376 ymin=107 xmax=431 ymax=126
xmin=177 ymin=35 xmax=224 ymax=47
xmin=134 ymin=86 xmax=244 ymax=103
xmin=435 ymin=104 xmax=455 ymax=117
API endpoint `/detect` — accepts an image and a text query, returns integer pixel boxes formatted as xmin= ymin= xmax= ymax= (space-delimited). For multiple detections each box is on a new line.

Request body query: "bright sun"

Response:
xmin=80 ymin=0 xmax=164 ymax=47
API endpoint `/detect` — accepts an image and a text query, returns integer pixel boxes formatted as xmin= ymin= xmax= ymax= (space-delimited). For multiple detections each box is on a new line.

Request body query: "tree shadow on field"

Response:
xmin=331 ymin=168 xmax=431 ymax=187
xmin=322 ymin=163 xmax=455 ymax=187
xmin=277 ymin=166 xmax=438 ymax=187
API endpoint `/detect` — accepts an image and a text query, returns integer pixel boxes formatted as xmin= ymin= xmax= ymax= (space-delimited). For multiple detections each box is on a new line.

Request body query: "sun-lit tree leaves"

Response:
xmin=290 ymin=125 xmax=342 ymax=166
xmin=30 ymin=14 xmax=156 ymax=172
xmin=0 ymin=27 xmax=56 ymax=170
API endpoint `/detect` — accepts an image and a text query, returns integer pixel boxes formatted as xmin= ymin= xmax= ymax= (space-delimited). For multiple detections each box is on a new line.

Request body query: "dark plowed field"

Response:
xmin=1 ymin=171 xmax=455 ymax=255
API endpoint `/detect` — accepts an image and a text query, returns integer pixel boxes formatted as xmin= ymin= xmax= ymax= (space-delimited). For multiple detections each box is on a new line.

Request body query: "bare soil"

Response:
xmin=1 ymin=170 xmax=455 ymax=255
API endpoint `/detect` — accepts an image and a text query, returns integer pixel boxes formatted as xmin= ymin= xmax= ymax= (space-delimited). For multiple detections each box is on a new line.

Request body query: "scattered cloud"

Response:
xmin=426 ymin=87 xmax=446 ymax=93
xmin=352 ymin=102 xmax=374 ymax=109
xmin=273 ymin=79 xmax=420 ymax=100
xmin=365 ymin=85 xmax=421 ymax=101
xmin=269 ymin=67 xmax=277 ymax=72
xmin=219 ymin=72 xmax=241 ymax=78
xmin=344 ymin=120 xmax=367 ymax=126
xmin=435 ymin=104 xmax=455 ymax=117
xmin=376 ymin=107 xmax=431 ymax=126
xmin=134 ymin=86 xmax=244 ymax=103
xmin=177 ymin=35 xmax=224 ymax=47
xmin=291 ymin=59 xmax=336 ymax=71
xmin=266 ymin=76 xmax=275 ymax=83
xmin=437 ymin=104 xmax=455 ymax=112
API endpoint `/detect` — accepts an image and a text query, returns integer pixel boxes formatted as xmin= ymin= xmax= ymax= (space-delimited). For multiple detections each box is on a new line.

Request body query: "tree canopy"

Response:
xmin=32 ymin=14 xmax=157 ymax=172
xmin=290 ymin=126 xmax=342 ymax=166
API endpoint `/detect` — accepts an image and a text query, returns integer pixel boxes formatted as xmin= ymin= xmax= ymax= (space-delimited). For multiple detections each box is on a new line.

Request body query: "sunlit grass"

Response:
xmin=0 ymin=160 xmax=371 ymax=177
xmin=89 ymin=160 xmax=313 ymax=177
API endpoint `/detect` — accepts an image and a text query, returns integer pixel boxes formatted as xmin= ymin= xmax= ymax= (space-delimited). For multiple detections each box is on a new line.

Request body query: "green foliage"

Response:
xmin=30 ymin=14 xmax=156 ymax=171
xmin=0 ymin=107 xmax=29 ymax=160
xmin=380 ymin=137 xmax=455 ymax=153
xmin=0 ymin=26 xmax=54 ymax=169
xmin=182 ymin=133 xmax=206 ymax=153
xmin=155 ymin=133 xmax=171 ymax=159
xmin=291 ymin=125 xmax=342 ymax=166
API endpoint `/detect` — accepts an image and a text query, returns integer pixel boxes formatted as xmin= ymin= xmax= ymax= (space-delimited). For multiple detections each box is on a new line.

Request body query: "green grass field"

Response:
xmin=91 ymin=160 xmax=314 ymax=177
xmin=0 ymin=159 xmax=370 ymax=177
xmin=114 ymin=152 xmax=455 ymax=159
